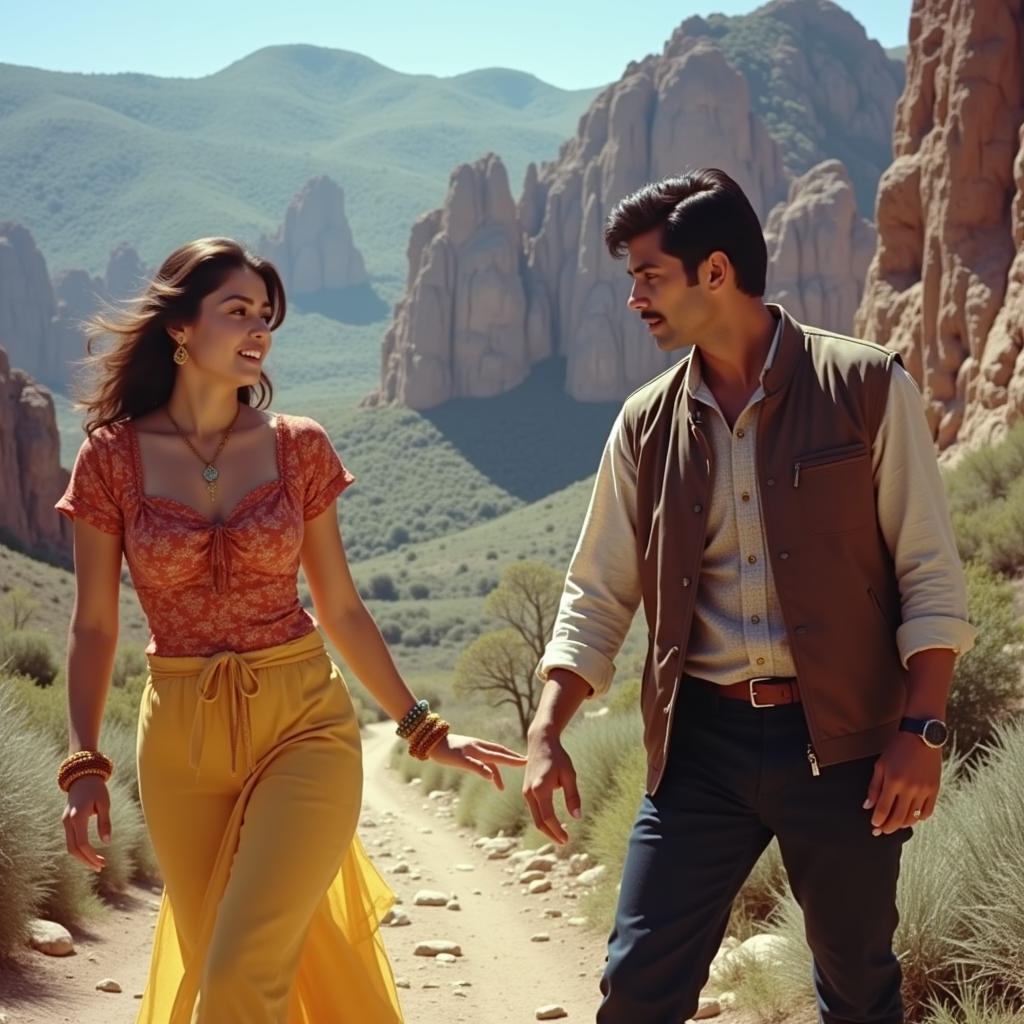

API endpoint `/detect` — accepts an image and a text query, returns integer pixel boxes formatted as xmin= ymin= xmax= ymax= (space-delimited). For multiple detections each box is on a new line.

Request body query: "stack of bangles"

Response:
xmin=57 ymin=750 xmax=114 ymax=792
xmin=395 ymin=699 xmax=451 ymax=760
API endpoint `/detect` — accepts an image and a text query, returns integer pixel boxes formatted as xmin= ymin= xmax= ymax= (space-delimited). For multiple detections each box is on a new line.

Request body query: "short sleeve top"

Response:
xmin=55 ymin=413 xmax=354 ymax=657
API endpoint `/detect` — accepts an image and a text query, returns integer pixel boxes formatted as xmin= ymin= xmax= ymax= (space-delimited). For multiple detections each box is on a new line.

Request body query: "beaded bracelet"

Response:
xmin=410 ymin=718 xmax=450 ymax=761
xmin=57 ymin=750 xmax=114 ymax=792
xmin=396 ymin=699 xmax=430 ymax=739
xmin=406 ymin=712 xmax=441 ymax=747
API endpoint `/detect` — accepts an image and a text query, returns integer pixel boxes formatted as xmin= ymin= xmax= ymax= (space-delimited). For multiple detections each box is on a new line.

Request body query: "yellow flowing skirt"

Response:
xmin=134 ymin=629 xmax=404 ymax=1023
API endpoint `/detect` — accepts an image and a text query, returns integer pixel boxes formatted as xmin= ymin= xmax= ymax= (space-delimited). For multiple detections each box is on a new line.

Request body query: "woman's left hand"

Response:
xmin=427 ymin=734 xmax=527 ymax=790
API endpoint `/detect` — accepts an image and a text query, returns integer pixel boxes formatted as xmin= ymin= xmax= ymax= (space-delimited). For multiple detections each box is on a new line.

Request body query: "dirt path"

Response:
xmin=0 ymin=723 xmax=608 ymax=1023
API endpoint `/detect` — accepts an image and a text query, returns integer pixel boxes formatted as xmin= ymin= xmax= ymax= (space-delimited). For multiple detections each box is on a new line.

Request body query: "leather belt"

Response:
xmin=687 ymin=674 xmax=801 ymax=707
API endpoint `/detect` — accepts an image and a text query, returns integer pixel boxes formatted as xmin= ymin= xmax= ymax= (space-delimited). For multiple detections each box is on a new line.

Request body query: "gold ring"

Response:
xmin=912 ymin=808 xmax=922 ymax=818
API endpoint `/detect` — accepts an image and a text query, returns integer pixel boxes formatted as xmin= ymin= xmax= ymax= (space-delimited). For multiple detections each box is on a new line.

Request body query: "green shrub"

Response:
xmin=947 ymin=562 xmax=1024 ymax=754
xmin=0 ymin=630 xmax=59 ymax=686
xmin=0 ymin=683 xmax=64 ymax=958
xmin=112 ymin=647 xmax=148 ymax=689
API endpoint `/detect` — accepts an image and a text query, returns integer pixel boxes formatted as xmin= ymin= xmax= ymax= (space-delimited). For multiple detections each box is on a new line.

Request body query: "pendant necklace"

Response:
xmin=165 ymin=405 xmax=241 ymax=504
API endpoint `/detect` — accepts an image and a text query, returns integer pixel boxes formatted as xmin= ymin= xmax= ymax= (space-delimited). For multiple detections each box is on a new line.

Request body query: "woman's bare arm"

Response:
xmin=63 ymin=517 xmax=122 ymax=870
xmin=300 ymin=503 xmax=526 ymax=784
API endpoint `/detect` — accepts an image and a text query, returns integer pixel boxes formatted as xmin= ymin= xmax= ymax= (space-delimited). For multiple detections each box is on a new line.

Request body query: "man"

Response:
xmin=522 ymin=169 xmax=977 ymax=1024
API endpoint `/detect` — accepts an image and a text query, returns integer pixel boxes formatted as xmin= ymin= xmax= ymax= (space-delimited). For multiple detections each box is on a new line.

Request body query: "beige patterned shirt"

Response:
xmin=538 ymin=322 xmax=978 ymax=696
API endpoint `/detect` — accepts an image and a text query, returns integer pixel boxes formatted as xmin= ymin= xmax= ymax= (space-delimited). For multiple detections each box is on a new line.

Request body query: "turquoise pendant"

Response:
xmin=202 ymin=465 xmax=219 ymax=483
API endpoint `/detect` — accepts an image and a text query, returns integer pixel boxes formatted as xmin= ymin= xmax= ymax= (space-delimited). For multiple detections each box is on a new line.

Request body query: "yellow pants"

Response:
xmin=134 ymin=629 xmax=404 ymax=1023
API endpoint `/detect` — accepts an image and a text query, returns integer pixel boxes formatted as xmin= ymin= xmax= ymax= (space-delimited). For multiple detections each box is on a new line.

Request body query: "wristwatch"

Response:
xmin=899 ymin=717 xmax=949 ymax=749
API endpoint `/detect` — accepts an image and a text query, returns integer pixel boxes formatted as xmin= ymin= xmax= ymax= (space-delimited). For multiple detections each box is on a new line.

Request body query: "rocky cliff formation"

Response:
xmin=765 ymin=160 xmax=876 ymax=333
xmin=373 ymin=0 xmax=904 ymax=408
xmin=0 ymin=346 xmax=71 ymax=556
xmin=368 ymin=155 xmax=531 ymax=408
xmin=855 ymin=0 xmax=1024 ymax=454
xmin=0 ymin=223 xmax=147 ymax=392
xmin=258 ymin=176 xmax=369 ymax=295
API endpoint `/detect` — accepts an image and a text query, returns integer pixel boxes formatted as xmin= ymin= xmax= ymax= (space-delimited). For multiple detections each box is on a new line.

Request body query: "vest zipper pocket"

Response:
xmin=792 ymin=443 xmax=868 ymax=488
xmin=806 ymin=743 xmax=821 ymax=777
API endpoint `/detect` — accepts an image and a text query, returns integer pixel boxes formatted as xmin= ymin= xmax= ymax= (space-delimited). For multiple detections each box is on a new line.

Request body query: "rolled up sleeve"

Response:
xmin=873 ymin=366 xmax=979 ymax=667
xmin=536 ymin=410 xmax=643 ymax=698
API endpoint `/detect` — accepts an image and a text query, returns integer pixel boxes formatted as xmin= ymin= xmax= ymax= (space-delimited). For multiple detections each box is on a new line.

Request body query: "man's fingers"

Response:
xmin=526 ymin=785 xmax=568 ymax=845
xmin=863 ymin=760 xmax=885 ymax=810
xmin=870 ymin=780 xmax=898 ymax=832
xmin=879 ymin=791 xmax=913 ymax=835
xmin=918 ymin=793 xmax=937 ymax=822
xmin=475 ymin=742 xmax=528 ymax=764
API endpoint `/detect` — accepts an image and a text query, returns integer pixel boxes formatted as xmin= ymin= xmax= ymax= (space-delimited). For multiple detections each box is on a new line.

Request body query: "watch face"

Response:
xmin=923 ymin=720 xmax=949 ymax=747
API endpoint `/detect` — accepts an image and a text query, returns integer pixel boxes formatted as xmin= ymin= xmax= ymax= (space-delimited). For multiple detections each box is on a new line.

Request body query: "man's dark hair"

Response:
xmin=604 ymin=169 xmax=767 ymax=297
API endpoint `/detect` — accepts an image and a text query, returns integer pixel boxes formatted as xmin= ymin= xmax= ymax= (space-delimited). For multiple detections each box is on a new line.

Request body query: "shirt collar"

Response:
xmin=685 ymin=310 xmax=783 ymax=402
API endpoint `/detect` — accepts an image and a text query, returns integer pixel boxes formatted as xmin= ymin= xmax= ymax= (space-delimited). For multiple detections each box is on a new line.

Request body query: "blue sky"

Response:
xmin=1 ymin=0 xmax=912 ymax=90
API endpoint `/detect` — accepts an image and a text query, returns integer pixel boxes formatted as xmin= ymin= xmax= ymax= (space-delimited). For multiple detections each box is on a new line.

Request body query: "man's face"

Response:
xmin=625 ymin=228 xmax=716 ymax=352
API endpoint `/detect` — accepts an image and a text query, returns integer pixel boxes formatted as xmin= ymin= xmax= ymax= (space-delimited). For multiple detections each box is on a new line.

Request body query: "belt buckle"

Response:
xmin=748 ymin=676 xmax=777 ymax=708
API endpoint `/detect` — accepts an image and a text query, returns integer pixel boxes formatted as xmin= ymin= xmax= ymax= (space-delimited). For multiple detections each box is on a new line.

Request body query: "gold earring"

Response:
xmin=173 ymin=339 xmax=189 ymax=365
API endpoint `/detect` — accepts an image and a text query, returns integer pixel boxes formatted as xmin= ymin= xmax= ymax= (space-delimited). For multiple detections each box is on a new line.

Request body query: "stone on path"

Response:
xmin=395 ymin=978 xmax=411 ymax=989
xmin=382 ymin=908 xmax=411 ymax=927
xmin=568 ymin=852 xmax=593 ymax=875
xmin=27 ymin=920 xmax=74 ymax=957
xmin=446 ymin=900 xmax=461 ymax=911
xmin=693 ymin=997 xmax=722 ymax=1020
xmin=96 ymin=978 xmax=122 ymax=993
xmin=414 ymin=889 xmax=450 ymax=907
xmin=519 ymin=870 xmax=547 ymax=884
xmin=435 ymin=952 xmax=458 ymax=963
xmin=524 ymin=855 xmax=558 ymax=872
xmin=536 ymin=1006 xmax=568 ymax=1020
xmin=414 ymin=940 xmax=463 ymax=958
xmin=528 ymin=879 xmax=552 ymax=895
xmin=574 ymin=865 xmax=606 ymax=887
xmin=455 ymin=864 xmax=475 ymax=872
xmin=531 ymin=933 xmax=551 ymax=942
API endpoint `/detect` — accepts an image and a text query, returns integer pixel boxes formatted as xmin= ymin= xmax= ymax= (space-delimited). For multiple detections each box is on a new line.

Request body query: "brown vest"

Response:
xmin=622 ymin=305 xmax=907 ymax=794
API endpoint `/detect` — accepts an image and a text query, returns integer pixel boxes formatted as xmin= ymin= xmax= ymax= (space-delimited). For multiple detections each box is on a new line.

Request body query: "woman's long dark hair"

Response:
xmin=79 ymin=237 xmax=286 ymax=433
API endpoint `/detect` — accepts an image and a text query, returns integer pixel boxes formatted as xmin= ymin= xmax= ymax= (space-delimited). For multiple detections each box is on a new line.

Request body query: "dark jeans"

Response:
xmin=597 ymin=683 xmax=910 ymax=1024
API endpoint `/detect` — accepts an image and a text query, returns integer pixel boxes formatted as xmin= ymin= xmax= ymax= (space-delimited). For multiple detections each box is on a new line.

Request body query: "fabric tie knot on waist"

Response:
xmin=189 ymin=651 xmax=262 ymax=776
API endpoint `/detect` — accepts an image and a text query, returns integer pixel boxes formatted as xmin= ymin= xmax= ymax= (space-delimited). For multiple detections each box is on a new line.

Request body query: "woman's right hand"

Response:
xmin=62 ymin=776 xmax=112 ymax=872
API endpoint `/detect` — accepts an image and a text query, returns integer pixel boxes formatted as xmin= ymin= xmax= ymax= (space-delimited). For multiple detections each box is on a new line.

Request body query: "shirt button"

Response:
xmin=736 ymin=428 xmax=745 ymax=438
xmin=693 ymin=503 xmax=703 ymax=514
xmin=741 ymin=492 xmax=750 ymax=502
xmin=779 ymin=551 xmax=790 ymax=560
xmin=756 ymin=657 xmax=766 ymax=666
xmin=669 ymin=646 xmax=680 ymax=657
xmin=751 ymin=615 xmax=760 ymax=624
xmin=682 ymin=577 xmax=691 ymax=588
xmin=795 ymin=626 xmax=808 ymax=635
xmin=766 ymin=478 xmax=776 ymax=487
xmin=747 ymin=555 xmax=757 ymax=564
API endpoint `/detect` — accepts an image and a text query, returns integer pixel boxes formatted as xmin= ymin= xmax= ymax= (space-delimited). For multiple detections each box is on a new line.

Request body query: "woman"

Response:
xmin=55 ymin=237 xmax=526 ymax=1023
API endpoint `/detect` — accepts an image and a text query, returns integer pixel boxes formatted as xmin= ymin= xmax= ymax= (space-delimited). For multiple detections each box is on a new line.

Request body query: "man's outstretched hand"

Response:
xmin=523 ymin=730 xmax=582 ymax=845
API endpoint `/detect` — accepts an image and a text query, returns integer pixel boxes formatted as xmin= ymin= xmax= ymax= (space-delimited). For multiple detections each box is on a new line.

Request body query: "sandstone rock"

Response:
xmin=693 ymin=996 xmax=722 ymax=1020
xmin=574 ymin=865 xmax=607 ymax=887
xmin=523 ymin=855 xmax=558 ymax=872
xmin=258 ymin=176 xmax=368 ymax=294
xmin=536 ymin=1006 xmax=568 ymax=1020
xmin=373 ymin=4 xmax=901 ymax=410
xmin=528 ymin=879 xmax=552 ymax=895
xmin=765 ymin=160 xmax=876 ymax=334
xmin=96 ymin=978 xmax=122 ymax=993
xmin=435 ymin=952 xmax=458 ymax=964
xmin=413 ymin=890 xmax=451 ymax=907
xmin=26 ymin=919 xmax=74 ymax=957
xmin=0 ymin=348 xmax=72 ymax=556
xmin=519 ymin=870 xmax=547 ymax=885
xmin=445 ymin=900 xmax=461 ymax=911
xmin=568 ymin=853 xmax=593 ymax=876
xmin=530 ymin=932 xmax=551 ymax=942
xmin=855 ymin=0 xmax=1024 ymax=455
xmin=369 ymin=154 xmax=531 ymax=409
xmin=414 ymin=940 xmax=463 ymax=957
xmin=382 ymin=908 xmax=411 ymax=927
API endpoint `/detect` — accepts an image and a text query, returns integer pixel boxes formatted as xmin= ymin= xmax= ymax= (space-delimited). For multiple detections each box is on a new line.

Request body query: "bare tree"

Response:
xmin=455 ymin=561 xmax=563 ymax=740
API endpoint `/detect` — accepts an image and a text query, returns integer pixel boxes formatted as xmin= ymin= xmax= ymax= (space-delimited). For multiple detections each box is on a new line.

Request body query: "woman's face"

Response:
xmin=174 ymin=266 xmax=274 ymax=388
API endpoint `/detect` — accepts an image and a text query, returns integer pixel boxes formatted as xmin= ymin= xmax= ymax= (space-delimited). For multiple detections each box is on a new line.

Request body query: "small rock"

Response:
xmin=693 ymin=997 xmax=722 ymax=1020
xmin=27 ymin=920 xmax=74 ymax=957
xmin=435 ymin=952 xmax=458 ymax=964
xmin=96 ymin=978 xmax=122 ymax=993
xmin=414 ymin=941 xmax=463 ymax=958
xmin=568 ymin=853 xmax=593 ymax=876
xmin=567 ymin=916 xmax=588 ymax=926
xmin=519 ymin=870 xmax=547 ymax=885
xmin=422 ymin=982 xmax=441 ymax=989
xmin=717 ymin=991 xmax=737 ymax=1010
xmin=537 ymin=843 xmax=555 ymax=855
xmin=528 ymin=879 xmax=552 ymax=895
xmin=453 ymin=980 xmax=472 ymax=988
xmin=543 ymin=909 xmax=563 ymax=918
xmin=454 ymin=990 xmax=467 ymax=998
xmin=531 ymin=933 xmax=551 ymax=942
xmin=446 ymin=900 xmax=461 ymax=912
xmin=455 ymin=864 xmax=475 ymax=872
xmin=574 ymin=865 xmax=607 ymax=887
xmin=536 ymin=1006 xmax=568 ymax=1020
xmin=396 ymin=978 xmax=411 ymax=989
xmin=428 ymin=790 xmax=449 ymax=801
xmin=414 ymin=890 xmax=451 ymax=907
xmin=382 ymin=908 xmax=411 ymax=927
xmin=524 ymin=855 xmax=558 ymax=873
xmin=391 ymin=862 xmax=410 ymax=874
